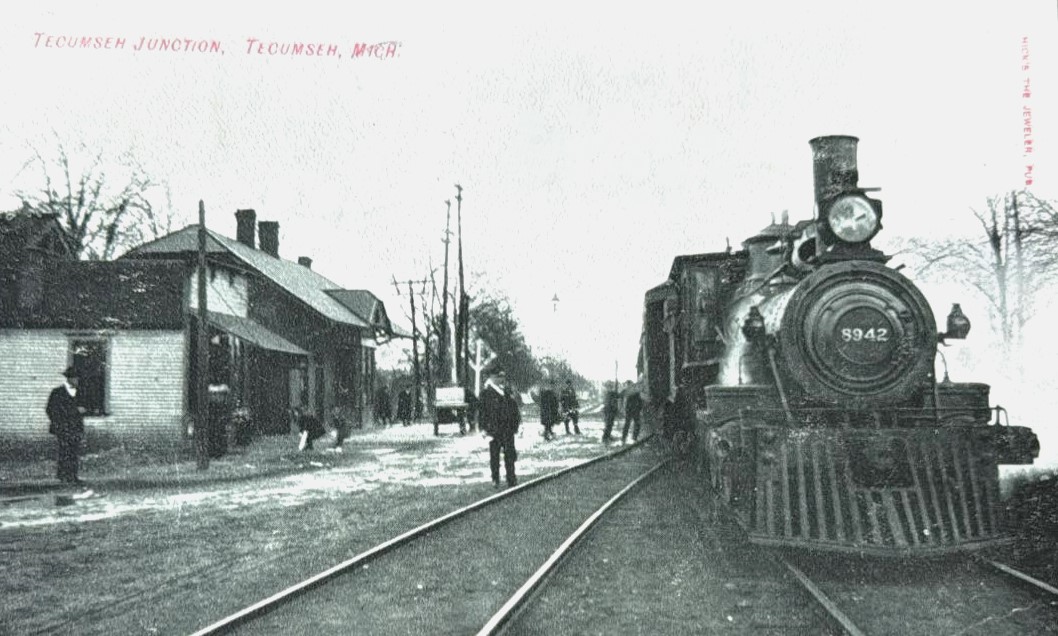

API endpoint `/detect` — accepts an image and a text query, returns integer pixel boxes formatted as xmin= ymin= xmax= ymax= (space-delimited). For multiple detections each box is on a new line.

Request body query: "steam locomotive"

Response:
xmin=640 ymin=136 xmax=1040 ymax=555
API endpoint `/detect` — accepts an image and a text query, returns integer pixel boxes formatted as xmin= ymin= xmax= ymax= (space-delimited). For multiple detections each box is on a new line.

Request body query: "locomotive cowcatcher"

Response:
xmin=640 ymin=135 xmax=1040 ymax=555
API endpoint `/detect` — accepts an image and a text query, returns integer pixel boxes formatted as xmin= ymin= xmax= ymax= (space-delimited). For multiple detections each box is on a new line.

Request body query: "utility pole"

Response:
xmin=195 ymin=200 xmax=210 ymax=470
xmin=440 ymin=200 xmax=451 ymax=385
xmin=417 ymin=279 xmax=433 ymax=413
xmin=455 ymin=184 xmax=466 ymax=386
xmin=393 ymin=277 xmax=429 ymax=419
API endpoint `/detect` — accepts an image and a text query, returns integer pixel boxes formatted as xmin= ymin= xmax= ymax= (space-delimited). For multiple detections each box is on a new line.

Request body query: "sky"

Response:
xmin=2 ymin=1 xmax=1057 ymax=390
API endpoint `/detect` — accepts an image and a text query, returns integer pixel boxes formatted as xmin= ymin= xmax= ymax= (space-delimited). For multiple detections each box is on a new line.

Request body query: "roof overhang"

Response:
xmin=204 ymin=311 xmax=308 ymax=356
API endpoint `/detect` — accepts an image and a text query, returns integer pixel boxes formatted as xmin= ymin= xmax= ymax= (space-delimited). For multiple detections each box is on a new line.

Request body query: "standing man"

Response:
xmin=396 ymin=388 xmax=413 ymax=427
xmin=481 ymin=370 xmax=521 ymax=488
xmin=375 ymin=384 xmax=392 ymax=427
xmin=207 ymin=382 xmax=231 ymax=459
xmin=601 ymin=382 xmax=621 ymax=442
xmin=559 ymin=379 xmax=581 ymax=435
xmin=621 ymin=381 xmax=643 ymax=444
xmin=538 ymin=379 xmax=560 ymax=441
xmin=46 ymin=366 xmax=86 ymax=486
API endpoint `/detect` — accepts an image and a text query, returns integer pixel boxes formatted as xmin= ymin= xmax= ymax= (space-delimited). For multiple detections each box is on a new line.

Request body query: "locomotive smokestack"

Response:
xmin=809 ymin=135 xmax=859 ymax=211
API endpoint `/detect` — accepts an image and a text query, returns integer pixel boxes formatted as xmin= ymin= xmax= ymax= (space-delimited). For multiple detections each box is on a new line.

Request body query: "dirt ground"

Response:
xmin=2 ymin=421 xmax=1054 ymax=635
xmin=0 ymin=421 xmax=618 ymax=635
xmin=1003 ymin=469 xmax=1058 ymax=587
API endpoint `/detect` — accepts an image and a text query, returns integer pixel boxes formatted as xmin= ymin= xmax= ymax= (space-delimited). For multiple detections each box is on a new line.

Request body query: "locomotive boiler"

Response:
xmin=640 ymin=135 xmax=1040 ymax=555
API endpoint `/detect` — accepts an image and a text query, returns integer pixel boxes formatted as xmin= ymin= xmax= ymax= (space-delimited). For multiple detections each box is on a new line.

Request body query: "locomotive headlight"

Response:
xmin=826 ymin=195 xmax=880 ymax=243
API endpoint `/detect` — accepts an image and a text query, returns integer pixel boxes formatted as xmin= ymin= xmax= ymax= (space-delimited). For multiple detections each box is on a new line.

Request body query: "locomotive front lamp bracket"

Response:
xmin=938 ymin=303 xmax=971 ymax=344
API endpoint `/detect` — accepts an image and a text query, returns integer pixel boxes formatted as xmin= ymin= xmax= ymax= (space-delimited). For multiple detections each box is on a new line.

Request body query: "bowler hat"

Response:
xmin=62 ymin=366 xmax=80 ymax=378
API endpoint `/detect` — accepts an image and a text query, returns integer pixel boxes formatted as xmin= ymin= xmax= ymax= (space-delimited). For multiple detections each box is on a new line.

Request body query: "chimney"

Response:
xmin=809 ymin=135 xmax=859 ymax=208
xmin=297 ymin=256 xmax=313 ymax=269
xmin=235 ymin=209 xmax=256 ymax=248
xmin=258 ymin=221 xmax=279 ymax=257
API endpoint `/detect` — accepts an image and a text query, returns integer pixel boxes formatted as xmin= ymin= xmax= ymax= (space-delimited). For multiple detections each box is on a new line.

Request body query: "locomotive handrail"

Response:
xmin=766 ymin=345 xmax=795 ymax=424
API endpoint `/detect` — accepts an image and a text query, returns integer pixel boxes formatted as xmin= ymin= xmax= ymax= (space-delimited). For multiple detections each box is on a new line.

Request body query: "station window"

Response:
xmin=69 ymin=337 xmax=109 ymax=416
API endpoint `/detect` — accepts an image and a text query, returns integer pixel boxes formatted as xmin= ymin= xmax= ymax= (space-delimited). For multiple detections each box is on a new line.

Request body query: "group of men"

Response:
xmin=479 ymin=372 xmax=647 ymax=490
xmin=539 ymin=377 xmax=643 ymax=445
xmin=373 ymin=385 xmax=414 ymax=427
xmin=601 ymin=381 xmax=643 ymax=444
xmin=43 ymin=363 xmax=644 ymax=493
xmin=537 ymin=378 xmax=582 ymax=441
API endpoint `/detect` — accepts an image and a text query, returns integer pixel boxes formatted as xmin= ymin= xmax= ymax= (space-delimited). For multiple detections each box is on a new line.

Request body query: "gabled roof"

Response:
xmin=325 ymin=289 xmax=415 ymax=341
xmin=390 ymin=322 xmax=413 ymax=339
xmin=125 ymin=225 xmax=370 ymax=329
xmin=325 ymin=289 xmax=389 ymax=328
xmin=325 ymin=289 xmax=377 ymax=323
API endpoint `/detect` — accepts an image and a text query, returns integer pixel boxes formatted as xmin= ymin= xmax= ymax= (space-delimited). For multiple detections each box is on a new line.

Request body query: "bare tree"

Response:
xmin=15 ymin=140 xmax=174 ymax=260
xmin=903 ymin=190 xmax=1058 ymax=358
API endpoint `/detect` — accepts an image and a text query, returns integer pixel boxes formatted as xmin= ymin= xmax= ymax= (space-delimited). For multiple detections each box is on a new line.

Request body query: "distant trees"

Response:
xmin=538 ymin=355 xmax=594 ymax=396
xmin=469 ymin=290 xmax=542 ymax=392
xmin=383 ymin=282 xmax=594 ymax=398
xmin=903 ymin=189 xmax=1058 ymax=358
xmin=16 ymin=140 xmax=174 ymax=260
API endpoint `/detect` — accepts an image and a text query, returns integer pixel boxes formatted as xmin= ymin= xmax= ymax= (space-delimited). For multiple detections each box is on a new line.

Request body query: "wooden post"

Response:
xmin=418 ymin=280 xmax=433 ymax=413
xmin=455 ymin=184 xmax=465 ymax=385
xmin=408 ymin=280 xmax=422 ymax=419
xmin=196 ymin=201 xmax=210 ymax=470
xmin=393 ymin=276 xmax=430 ymax=419
xmin=471 ymin=338 xmax=496 ymax=398
xmin=440 ymin=200 xmax=451 ymax=384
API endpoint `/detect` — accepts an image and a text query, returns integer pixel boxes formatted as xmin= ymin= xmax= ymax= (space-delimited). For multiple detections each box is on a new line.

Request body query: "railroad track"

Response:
xmin=190 ymin=437 xmax=663 ymax=635
xmin=782 ymin=553 xmax=1058 ymax=635
xmin=644 ymin=460 xmax=1058 ymax=636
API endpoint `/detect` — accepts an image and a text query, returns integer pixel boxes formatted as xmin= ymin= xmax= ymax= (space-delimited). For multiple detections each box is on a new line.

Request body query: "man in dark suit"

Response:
xmin=396 ymin=388 xmax=413 ymax=427
xmin=621 ymin=381 xmax=643 ymax=444
xmin=481 ymin=370 xmax=521 ymax=487
xmin=560 ymin=379 xmax=581 ymax=435
xmin=538 ymin=379 xmax=560 ymax=441
xmin=46 ymin=366 xmax=87 ymax=485
xmin=602 ymin=382 xmax=621 ymax=442
xmin=375 ymin=385 xmax=392 ymax=426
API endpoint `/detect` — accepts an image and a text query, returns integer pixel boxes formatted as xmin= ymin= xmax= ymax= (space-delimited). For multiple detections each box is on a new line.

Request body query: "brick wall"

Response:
xmin=0 ymin=330 xmax=186 ymax=445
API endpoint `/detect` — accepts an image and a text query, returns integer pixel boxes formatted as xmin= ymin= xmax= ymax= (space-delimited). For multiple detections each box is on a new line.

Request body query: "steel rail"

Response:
xmin=981 ymin=558 xmax=1058 ymax=597
xmin=188 ymin=435 xmax=652 ymax=636
xmin=782 ymin=559 xmax=867 ymax=636
xmin=476 ymin=460 xmax=669 ymax=636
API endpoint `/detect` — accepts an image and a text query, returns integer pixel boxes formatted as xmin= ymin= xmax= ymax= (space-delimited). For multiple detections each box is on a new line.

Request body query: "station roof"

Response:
xmin=126 ymin=225 xmax=373 ymax=329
